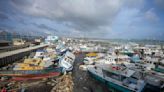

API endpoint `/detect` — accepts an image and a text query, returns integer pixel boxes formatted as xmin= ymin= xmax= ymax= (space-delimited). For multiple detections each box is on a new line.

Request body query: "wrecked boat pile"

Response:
xmin=0 ymin=36 xmax=164 ymax=92
xmin=77 ymin=41 xmax=164 ymax=92
xmin=0 ymin=37 xmax=76 ymax=91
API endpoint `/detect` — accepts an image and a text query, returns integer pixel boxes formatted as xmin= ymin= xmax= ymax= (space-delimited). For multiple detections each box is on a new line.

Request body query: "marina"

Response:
xmin=0 ymin=36 xmax=163 ymax=92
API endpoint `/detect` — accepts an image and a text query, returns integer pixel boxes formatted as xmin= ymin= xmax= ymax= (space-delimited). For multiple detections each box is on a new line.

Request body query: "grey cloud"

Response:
xmin=10 ymin=0 xmax=146 ymax=33
xmin=10 ymin=0 xmax=123 ymax=31
xmin=35 ymin=23 xmax=58 ymax=32
xmin=144 ymin=8 xmax=159 ymax=22
xmin=155 ymin=0 xmax=164 ymax=9
xmin=0 ymin=12 xmax=8 ymax=20
xmin=123 ymin=0 xmax=144 ymax=8
xmin=11 ymin=0 xmax=34 ymax=9
xmin=6 ymin=0 xmax=157 ymax=39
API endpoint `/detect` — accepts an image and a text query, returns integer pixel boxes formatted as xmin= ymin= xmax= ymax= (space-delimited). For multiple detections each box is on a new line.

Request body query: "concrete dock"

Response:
xmin=0 ymin=44 xmax=48 ymax=67
xmin=0 ymin=43 xmax=30 ymax=53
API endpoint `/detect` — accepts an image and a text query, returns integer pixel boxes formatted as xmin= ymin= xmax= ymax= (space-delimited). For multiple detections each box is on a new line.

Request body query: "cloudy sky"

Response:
xmin=0 ymin=0 xmax=164 ymax=40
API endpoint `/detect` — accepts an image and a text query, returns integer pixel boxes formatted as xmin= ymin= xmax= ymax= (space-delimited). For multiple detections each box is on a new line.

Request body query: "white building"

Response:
xmin=45 ymin=36 xmax=58 ymax=45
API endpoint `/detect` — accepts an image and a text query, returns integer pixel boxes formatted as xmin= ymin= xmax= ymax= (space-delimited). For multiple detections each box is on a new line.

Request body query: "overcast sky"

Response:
xmin=0 ymin=0 xmax=164 ymax=40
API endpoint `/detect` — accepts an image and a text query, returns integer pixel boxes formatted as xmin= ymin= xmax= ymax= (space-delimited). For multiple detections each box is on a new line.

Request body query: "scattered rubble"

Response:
xmin=51 ymin=74 xmax=74 ymax=92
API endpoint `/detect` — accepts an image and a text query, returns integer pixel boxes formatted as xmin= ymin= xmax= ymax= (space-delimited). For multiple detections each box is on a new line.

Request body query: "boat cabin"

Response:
xmin=102 ymin=65 xmax=135 ymax=81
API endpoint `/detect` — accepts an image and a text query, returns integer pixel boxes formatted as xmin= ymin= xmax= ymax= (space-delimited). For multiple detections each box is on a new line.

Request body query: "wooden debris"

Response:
xmin=51 ymin=75 xmax=74 ymax=92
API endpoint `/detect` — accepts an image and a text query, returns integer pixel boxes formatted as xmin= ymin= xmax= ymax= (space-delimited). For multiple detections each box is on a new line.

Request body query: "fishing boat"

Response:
xmin=33 ymin=49 xmax=57 ymax=66
xmin=59 ymin=51 xmax=75 ymax=71
xmin=0 ymin=66 xmax=62 ymax=77
xmin=23 ymin=58 xmax=42 ymax=65
xmin=154 ymin=65 xmax=164 ymax=73
xmin=87 ymin=64 xmax=146 ymax=92
xmin=0 ymin=57 xmax=62 ymax=80
xmin=83 ymin=53 xmax=106 ymax=65
xmin=33 ymin=49 xmax=46 ymax=58
xmin=86 ymin=52 xmax=98 ymax=57
xmin=56 ymin=43 xmax=69 ymax=55
xmin=11 ymin=72 xmax=60 ymax=81
xmin=94 ymin=55 xmax=116 ymax=65
xmin=154 ymin=59 xmax=164 ymax=73
xmin=42 ymin=55 xmax=55 ymax=67
xmin=144 ymin=73 xmax=164 ymax=92
xmin=115 ymin=54 xmax=131 ymax=64
xmin=120 ymin=49 xmax=134 ymax=57
xmin=83 ymin=57 xmax=95 ymax=65
xmin=13 ymin=58 xmax=54 ymax=70
xmin=83 ymin=53 xmax=96 ymax=65
xmin=123 ymin=61 xmax=155 ymax=72
xmin=13 ymin=63 xmax=44 ymax=71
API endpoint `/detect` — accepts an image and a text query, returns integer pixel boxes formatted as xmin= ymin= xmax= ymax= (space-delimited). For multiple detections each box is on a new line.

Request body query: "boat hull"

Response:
xmin=0 ymin=67 xmax=63 ymax=77
xmin=154 ymin=67 xmax=164 ymax=73
xmin=11 ymin=72 xmax=60 ymax=81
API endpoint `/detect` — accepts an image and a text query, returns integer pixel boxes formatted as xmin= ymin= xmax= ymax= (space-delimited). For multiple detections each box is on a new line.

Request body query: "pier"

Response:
xmin=0 ymin=43 xmax=30 ymax=53
xmin=0 ymin=44 xmax=48 ymax=67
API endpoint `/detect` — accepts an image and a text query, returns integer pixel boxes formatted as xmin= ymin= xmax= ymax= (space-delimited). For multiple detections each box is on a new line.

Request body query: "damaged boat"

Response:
xmin=88 ymin=64 xmax=146 ymax=92
xmin=59 ymin=51 xmax=75 ymax=72
xmin=0 ymin=58 xmax=62 ymax=80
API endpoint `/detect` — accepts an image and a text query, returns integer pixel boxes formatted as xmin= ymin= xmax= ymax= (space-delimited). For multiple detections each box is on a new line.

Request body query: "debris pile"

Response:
xmin=51 ymin=75 xmax=74 ymax=92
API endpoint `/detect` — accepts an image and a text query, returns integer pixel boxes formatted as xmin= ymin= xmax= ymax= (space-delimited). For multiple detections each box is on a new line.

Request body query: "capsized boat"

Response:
xmin=59 ymin=51 xmax=75 ymax=71
xmin=87 ymin=64 xmax=146 ymax=92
